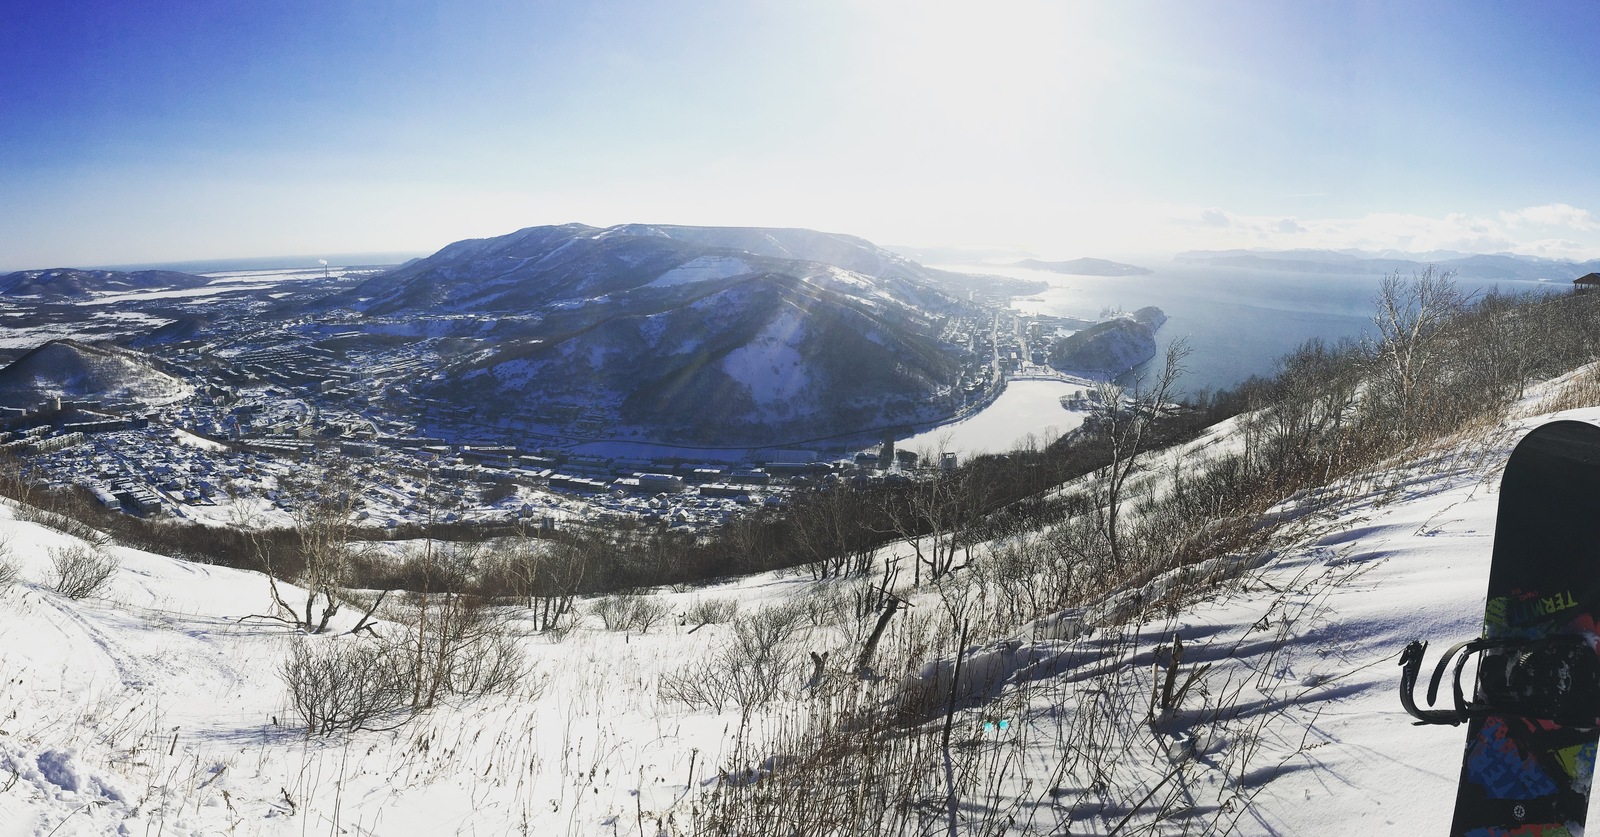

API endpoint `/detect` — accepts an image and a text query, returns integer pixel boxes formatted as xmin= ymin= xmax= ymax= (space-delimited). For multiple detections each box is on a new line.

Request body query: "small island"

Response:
xmin=1014 ymin=257 xmax=1152 ymax=276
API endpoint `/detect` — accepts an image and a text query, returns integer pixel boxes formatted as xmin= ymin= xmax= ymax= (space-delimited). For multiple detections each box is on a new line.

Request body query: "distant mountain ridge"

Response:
xmin=337 ymin=223 xmax=1037 ymax=316
xmin=332 ymin=223 xmax=994 ymax=444
xmin=1014 ymin=257 xmax=1151 ymax=276
xmin=1175 ymin=248 xmax=1600 ymax=281
xmin=0 ymin=268 xmax=210 ymax=298
xmin=93 ymin=253 xmax=424 ymax=274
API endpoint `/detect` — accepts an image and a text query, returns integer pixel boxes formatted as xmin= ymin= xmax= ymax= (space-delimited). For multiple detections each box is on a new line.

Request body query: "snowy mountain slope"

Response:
xmin=6 ymin=373 xmax=1600 ymax=833
xmin=0 ymin=511 xmax=323 ymax=836
xmin=0 ymin=501 xmax=822 ymax=836
xmin=860 ymin=383 xmax=1599 ymax=834
xmin=429 ymin=271 xmax=963 ymax=443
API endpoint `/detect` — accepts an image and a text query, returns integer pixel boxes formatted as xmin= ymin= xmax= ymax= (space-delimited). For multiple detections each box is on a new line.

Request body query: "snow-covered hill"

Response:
xmin=0 ymin=339 xmax=191 ymax=409
xmin=1049 ymin=305 xmax=1168 ymax=375
xmin=3 ymin=375 xmax=1598 ymax=834
xmin=429 ymin=271 xmax=966 ymax=443
xmin=329 ymin=223 xmax=992 ymax=444
xmin=0 ymin=268 xmax=210 ymax=299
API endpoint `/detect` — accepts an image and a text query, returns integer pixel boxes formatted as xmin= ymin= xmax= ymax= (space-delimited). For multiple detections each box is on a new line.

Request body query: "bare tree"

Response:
xmin=495 ymin=526 xmax=593 ymax=632
xmin=906 ymin=469 xmax=986 ymax=582
xmin=0 ymin=451 xmax=34 ymax=507
xmin=724 ymin=510 xmax=772 ymax=574
xmin=1088 ymin=340 xmax=1190 ymax=568
xmin=1369 ymin=267 xmax=1468 ymax=439
xmin=792 ymin=483 xmax=875 ymax=580
xmin=874 ymin=450 xmax=980 ymax=584
xmin=1256 ymin=336 xmax=1366 ymax=485
xmin=248 ymin=461 xmax=384 ymax=635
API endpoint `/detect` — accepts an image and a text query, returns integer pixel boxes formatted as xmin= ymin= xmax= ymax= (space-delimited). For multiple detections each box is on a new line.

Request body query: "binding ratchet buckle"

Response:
xmin=1399 ymin=635 xmax=1600 ymax=727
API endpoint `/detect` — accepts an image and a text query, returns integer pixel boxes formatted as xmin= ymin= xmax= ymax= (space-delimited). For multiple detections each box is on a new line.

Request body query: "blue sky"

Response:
xmin=3 ymin=0 xmax=1599 ymax=269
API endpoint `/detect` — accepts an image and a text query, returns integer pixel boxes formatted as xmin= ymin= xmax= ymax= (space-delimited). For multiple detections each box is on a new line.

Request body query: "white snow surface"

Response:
xmin=86 ymin=284 xmax=277 ymax=305
xmin=644 ymin=255 xmax=750 ymax=288
xmin=719 ymin=308 xmax=810 ymax=408
xmin=6 ymin=389 xmax=1600 ymax=832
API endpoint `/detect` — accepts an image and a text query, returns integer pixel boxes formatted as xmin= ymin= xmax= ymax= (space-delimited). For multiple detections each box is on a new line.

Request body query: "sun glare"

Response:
xmin=867 ymin=1 xmax=1104 ymax=121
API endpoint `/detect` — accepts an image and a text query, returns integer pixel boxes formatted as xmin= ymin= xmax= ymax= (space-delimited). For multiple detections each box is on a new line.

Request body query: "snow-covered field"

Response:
xmin=2 ymin=385 xmax=1599 ymax=833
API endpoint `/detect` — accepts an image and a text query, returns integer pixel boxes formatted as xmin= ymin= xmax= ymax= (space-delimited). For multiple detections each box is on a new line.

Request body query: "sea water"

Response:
xmin=910 ymin=261 xmax=1561 ymax=456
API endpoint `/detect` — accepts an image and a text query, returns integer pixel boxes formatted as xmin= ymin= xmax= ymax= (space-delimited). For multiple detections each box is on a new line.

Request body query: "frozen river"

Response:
xmin=898 ymin=379 xmax=1091 ymax=458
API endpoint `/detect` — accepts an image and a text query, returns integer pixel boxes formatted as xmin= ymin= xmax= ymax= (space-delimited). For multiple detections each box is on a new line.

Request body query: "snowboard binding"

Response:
xmin=1400 ymin=635 xmax=1600 ymax=727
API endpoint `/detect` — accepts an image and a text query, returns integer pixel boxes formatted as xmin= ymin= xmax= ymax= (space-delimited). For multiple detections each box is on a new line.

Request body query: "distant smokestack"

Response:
xmin=319 ymin=258 xmax=329 ymax=278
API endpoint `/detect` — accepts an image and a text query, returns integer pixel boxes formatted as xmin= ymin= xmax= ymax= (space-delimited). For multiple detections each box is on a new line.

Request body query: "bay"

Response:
xmin=967 ymin=261 xmax=1560 ymax=394
xmin=905 ymin=261 xmax=1563 ymax=456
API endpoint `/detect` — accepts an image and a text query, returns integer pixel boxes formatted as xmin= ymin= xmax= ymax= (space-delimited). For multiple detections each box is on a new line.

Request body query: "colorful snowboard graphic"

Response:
xmin=1401 ymin=420 xmax=1600 ymax=836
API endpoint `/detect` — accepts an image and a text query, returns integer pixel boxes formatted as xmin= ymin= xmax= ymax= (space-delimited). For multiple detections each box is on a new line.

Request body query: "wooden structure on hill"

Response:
xmin=1575 ymin=272 xmax=1600 ymax=293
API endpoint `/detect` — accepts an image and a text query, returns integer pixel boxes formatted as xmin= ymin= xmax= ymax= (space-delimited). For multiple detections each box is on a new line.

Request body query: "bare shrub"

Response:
xmin=973 ymin=533 xmax=1060 ymax=629
xmin=590 ymin=595 xmax=625 ymax=629
xmin=49 ymin=544 xmax=119 ymax=599
xmin=661 ymin=604 xmax=805 ymax=714
xmin=723 ymin=643 xmax=798 ymax=711
xmin=798 ymin=579 xmax=864 ymax=629
xmin=1538 ymin=362 xmax=1600 ymax=415
xmin=0 ymin=533 xmax=17 ymax=589
xmin=688 ymin=635 xmax=985 ymax=835
xmin=453 ymin=631 xmax=531 ymax=697
xmin=660 ymin=658 xmax=733 ymax=713
xmin=280 ymin=594 xmax=531 ymax=734
xmin=723 ymin=604 xmax=806 ymax=709
xmin=591 ymin=594 xmax=670 ymax=633
xmin=402 ymin=595 xmax=530 ymax=708
xmin=280 ymin=639 xmax=413 ymax=735
xmin=685 ymin=596 xmax=739 ymax=626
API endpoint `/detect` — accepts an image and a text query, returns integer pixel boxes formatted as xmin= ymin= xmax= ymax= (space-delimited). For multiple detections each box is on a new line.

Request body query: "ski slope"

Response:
xmin=2 ymin=394 xmax=1599 ymax=834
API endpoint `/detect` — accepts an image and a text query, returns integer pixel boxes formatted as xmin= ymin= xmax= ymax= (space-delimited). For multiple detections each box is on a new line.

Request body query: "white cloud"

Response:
xmin=1499 ymin=203 xmax=1600 ymax=231
xmin=1275 ymin=218 xmax=1305 ymax=234
xmin=1199 ymin=208 xmax=1232 ymax=227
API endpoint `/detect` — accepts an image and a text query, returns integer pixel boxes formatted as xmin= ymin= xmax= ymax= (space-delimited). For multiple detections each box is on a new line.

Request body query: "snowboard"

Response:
xmin=1401 ymin=420 xmax=1600 ymax=836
